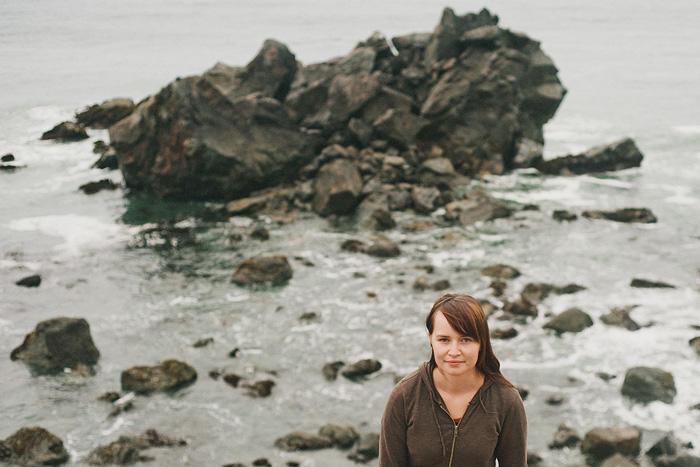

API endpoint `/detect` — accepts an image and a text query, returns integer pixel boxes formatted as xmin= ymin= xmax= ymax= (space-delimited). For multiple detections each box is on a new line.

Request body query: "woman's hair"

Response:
xmin=426 ymin=294 xmax=514 ymax=387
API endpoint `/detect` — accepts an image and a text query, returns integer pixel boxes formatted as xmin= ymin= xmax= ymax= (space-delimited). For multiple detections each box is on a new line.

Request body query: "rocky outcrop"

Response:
xmin=231 ymin=255 xmax=293 ymax=285
xmin=11 ymin=317 xmax=100 ymax=373
xmin=2 ymin=427 xmax=69 ymax=466
xmin=109 ymin=8 xmax=565 ymax=201
xmin=621 ymin=366 xmax=676 ymax=404
xmin=76 ymin=98 xmax=137 ymax=129
xmin=41 ymin=121 xmax=89 ymax=142
xmin=120 ymin=359 xmax=197 ymax=394
xmin=535 ymin=138 xmax=644 ymax=175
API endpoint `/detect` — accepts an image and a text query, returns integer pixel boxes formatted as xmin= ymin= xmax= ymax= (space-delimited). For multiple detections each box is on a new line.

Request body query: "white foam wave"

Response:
xmin=672 ymin=124 xmax=700 ymax=135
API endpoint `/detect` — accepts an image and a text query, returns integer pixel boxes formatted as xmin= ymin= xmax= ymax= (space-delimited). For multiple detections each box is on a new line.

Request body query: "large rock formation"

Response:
xmin=110 ymin=8 xmax=565 ymax=201
xmin=1 ymin=427 xmax=69 ymax=466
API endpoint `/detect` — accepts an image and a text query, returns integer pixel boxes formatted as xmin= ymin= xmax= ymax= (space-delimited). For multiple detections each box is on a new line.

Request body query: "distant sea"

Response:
xmin=1 ymin=1 xmax=699 ymax=465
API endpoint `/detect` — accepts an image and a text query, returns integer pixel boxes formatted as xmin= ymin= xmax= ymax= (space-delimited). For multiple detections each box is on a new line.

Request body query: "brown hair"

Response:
xmin=426 ymin=294 xmax=514 ymax=387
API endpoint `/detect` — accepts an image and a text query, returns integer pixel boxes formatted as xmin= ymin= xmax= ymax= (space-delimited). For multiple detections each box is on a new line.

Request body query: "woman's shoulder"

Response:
xmin=484 ymin=380 xmax=525 ymax=406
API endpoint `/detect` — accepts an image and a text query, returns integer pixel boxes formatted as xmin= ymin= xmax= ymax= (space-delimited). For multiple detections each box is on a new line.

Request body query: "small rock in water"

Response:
xmin=15 ymin=274 xmax=41 ymax=287
xmin=341 ymin=359 xmax=382 ymax=381
xmin=630 ymin=278 xmax=675 ymax=289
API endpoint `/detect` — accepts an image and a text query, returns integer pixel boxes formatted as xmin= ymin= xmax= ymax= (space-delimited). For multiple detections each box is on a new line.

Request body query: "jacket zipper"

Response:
xmin=438 ymin=404 xmax=461 ymax=467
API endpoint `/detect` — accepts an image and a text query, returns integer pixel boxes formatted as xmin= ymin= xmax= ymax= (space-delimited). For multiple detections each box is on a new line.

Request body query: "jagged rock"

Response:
xmin=11 ymin=317 xmax=100 ymax=373
xmin=15 ymin=274 xmax=41 ymax=288
xmin=601 ymin=306 xmax=641 ymax=331
xmin=549 ymin=423 xmax=581 ymax=449
xmin=481 ymin=264 xmax=521 ymax=279
xmin=341 ymin=359 xmax=382 ymax=380
xmin=535 ymin=138 xmax=644 ymax=175
xmin=273 ymin=432 xmax=333 ymax=452
xmin=120 ymin=359 xmax=197 ymax=394
xmin=582 ymin=208 xmax=657 ymax=223
xmin=111 ymin=40 xmax=321 ymax=200
xmin=41 ymin=121 xmax=89 ymax=141
xmin=231 ymin=255 xmax=293 ymax=285
xmin=621 ymin=366 xmax=676 ymax=404
xmin=2 ymin=427 xmax=69 ymax=466
xmin=319 ymin=424 xmax=360 ymax=449
xmin=543 ymin=308 xmax=593 ymax=334
xmin=312 ymin=159 xmax=363 ymax=216
xmin=581 ymin=426 xmax=641 ymax=461
xmin=630 ymin=278 xmax=675 ymax=289
xmin=76 ymin=98 xmax=136 ymax=129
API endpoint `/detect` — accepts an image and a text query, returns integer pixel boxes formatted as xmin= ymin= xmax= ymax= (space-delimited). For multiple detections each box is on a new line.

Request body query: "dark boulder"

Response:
xmin=79 ymin=179 xmax=121 ymax=195
xmin=120 ymin=359 xmax=197 ymax=394
xmin=2 ymin=427 xmax=69 ymax=466
xmin=582 ymin=208 xmax=657 ymax=223
xmin=312 ymin=159 xmax=363 ymax=216
xmin=319 ymin=424 xmax=360 ymax=449
xmin=92 ymin=146 xmax=119 ymax=170
xmin=15 ymin=274 xmax=41 ymax=287
xmin=11 ymin=317 xmax=100 ymax=373
xmin=630 ymin=278 xmax=675 ymax=289
xmin=543 ymin=308 xmax=593 ymax=334
xmin=580 ymin=426 xmax=641 ymax=461
xmin=273 ymin=432 xmax=333 ymax=452
xmin=535 ymin=138 xmax=644 ymax=175
xmin=110 ymin=41 xmax=321 ymax=200
xmin=621 ymin=366 xmax=676 ymax=404
xmin=76 ymin=98 xmax=136 ymax=129
xmin=341 ymin=359 xmax=382 ymax=380
xmin=231 ymin=255 xmax=293 ymax=285
xmin=41 ymin=121 xmax=89 ymax=142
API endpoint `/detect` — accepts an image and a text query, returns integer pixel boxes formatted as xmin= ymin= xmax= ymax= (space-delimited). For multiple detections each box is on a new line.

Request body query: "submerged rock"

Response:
xmin=231 ymin=255 xmax=293 ymax=285
xmin=11 ymin=317 xmax=100 ymax=373
xmin=2 ymin=427 xmax=69 ymax=466
xmin=582 ymin=208 xmax=657 ymax=223
xmin=121 ymin=359 xmax=197 ymax=394
xmin=630 ymin=278 xmax=675 ymax=289
xmin=621 ymin=366 xmax=676 ymax=404
xmin=15 ymin=274 xmax=41 ymax=288
xmin=79 ymin=179 xmax=121 ymax=195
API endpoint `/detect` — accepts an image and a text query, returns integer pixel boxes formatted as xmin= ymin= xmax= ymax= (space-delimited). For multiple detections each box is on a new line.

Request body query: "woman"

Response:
xmin=379 ymin=294 xmax=527 ymax=467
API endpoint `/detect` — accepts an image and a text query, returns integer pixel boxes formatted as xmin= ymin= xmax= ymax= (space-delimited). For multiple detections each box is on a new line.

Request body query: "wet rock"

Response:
xmin=444 ymin=189 xmax=512 ymax=226
xmin=543 ymin=308 xmax=593 ymax=334
xmin=372 ymin=108 xmax=427 ymax=150
xmin=553 ymin=209 xmax=577 ymax=221
xmin=76 ymin=98 xmax=137 ymax=129
xmin=535 ymin=138 xmax=644 ymax=175
xmin=243 ymin=380 xmax=275 ymax=398
xmin=581 ymin=426 xmax=641 ymax=461
xmin=341 ymin=239 xmax=365 ymax=253
xmin=86 ymin=429 xmax=186 ymax=465
xmin=504 ymin=298 xmax=537 ymax=317
xmin=322 ymin=361 xmax=345 ymax=381
xmin=193 ymin=337 xmax=214 ymax=348
xmin=520 ymin=282 xmax=585 ymax=304
xmin=690 ymin=337 xmax=700 ymax=356
xmin=231 ymin=255 xmax=293 ymax=285
xmin=582 ymin=208 xmax=657 ymax=224
xmin=368 ymin=208 xmax=397 ymax=231
xmin=98 ymin=392 xmax=122 ymax=403
xmin=2 ymin=427 xmax=69 ymax=466
xmin=621 ymin=366 xmax=676 ymax=404
xmin=319 ymin=424 xmax=360 ymax=449
xmin=549 ymin=423 xmax=581 ymax=449
xmin=15 ymin=274 xmax=41 ymax=288
xmin=1 ymin=153 xmax=14 ymax=162
xmin=273 ymin=432 xmax=333 ymax=452
xmin=249 ymin=226 xmax=270 ymax=241
xmin=365 ymin=234 xmax=400 ymax=257
xmin=347 ymin=432 xmax=380 ymax=463
xmin=480 ymin=264 xmax=521 ymax=279
xmin=312 ymin=159 xmax=363 ymax=216
xmin=630 ymin=278 xmax=675 ymax=289
xmin=527 ymin=452 xmax=544 ymax=466
xmin=600 ymin=306 xmax=641 ymax=331
xmin=120 ymin=359 xmax=197 ymax=394
xmin=41 ymin=121 xmax=89 ymax=141
xmin=341 ymin=359 xmax=382 ymax=380
xmin=600 ymin=453 xmax=639 ymax=467
xmin=11 ymin=317 xmax=100 ymax=373
xmin=79 ymin=179 xmax=120 ymax=194
xmin=92 ymin=146 xmax=119 ymax=170
xmin=223 ymin=373 xmax=242 ymax=388
xmin=491 ymin=327 xmax=518 ymax=340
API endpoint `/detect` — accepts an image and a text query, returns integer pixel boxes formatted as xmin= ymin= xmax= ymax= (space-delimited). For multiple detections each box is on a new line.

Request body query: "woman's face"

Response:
xmin=430 ymin=311 xmax=481 ymax=379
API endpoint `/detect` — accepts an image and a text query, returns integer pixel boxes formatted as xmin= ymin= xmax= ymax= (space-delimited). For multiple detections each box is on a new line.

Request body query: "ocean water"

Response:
xmin=1 ymin=1 xmax=699 ymax=466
